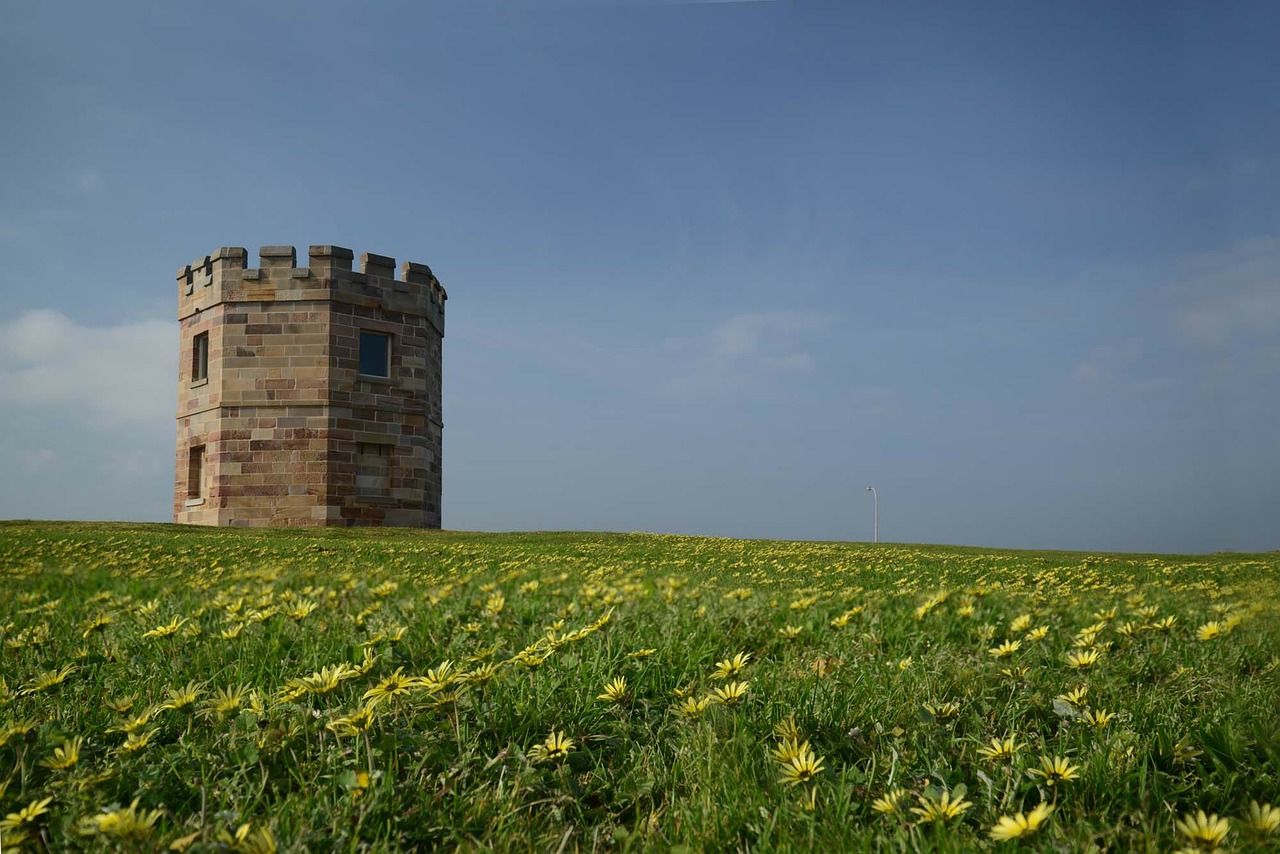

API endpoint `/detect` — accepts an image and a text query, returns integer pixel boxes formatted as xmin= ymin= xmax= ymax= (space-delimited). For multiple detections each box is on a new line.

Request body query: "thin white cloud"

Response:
xmin=1172 ymin=237 xmax=1280 ymax=349
xmin=1071 ymin=362 xmax=1102 ymax=383
xmin=665 ymin=310 xmax=832 ymax=394
xmin=14 ymin=447 xmax=59 ymax=474
xmin=74 ymin=170 xmax=103 ymax=193
xmin=0 ymin=309 xmax=176 ymax=425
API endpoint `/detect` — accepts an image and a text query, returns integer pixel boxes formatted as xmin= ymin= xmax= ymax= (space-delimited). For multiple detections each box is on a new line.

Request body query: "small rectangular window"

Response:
xmin=192 ymin=332 xmax=209 ymax=382
xmin=358 ymin=331 xmax=390 ymax=378
xmin=187 ymin=445 xmax=205 ymax=498
xmin=356 ymin=442 xmax=391 ymax=495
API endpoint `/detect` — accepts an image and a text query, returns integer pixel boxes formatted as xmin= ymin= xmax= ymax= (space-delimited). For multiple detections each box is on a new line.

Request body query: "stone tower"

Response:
xmin=174 ymin=245 xmax=445 ymax=527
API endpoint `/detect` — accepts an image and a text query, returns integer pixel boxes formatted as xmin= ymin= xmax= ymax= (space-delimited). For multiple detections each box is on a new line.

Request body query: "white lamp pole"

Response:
xmin=866 ymin=486 xmax=878 ymax=543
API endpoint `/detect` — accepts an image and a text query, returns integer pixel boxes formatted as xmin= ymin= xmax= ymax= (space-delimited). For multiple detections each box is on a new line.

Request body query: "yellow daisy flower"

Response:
xmin=871 ymin=788 xmax=910 ymax=816
xmin=597 ymin=676 xmax=628 ymax=704
xmin=712 ymin=652 xmax=751 ymax=680
xmin=1028 ymin=755 xmax=1080 ymax=785
xmin=990 ymin=802 xmax=1053 ymax=842
xmin=77 ymin=798 xmax=162 ymax=841
xmin=710 ymin=681 xmax=750 ymax=706
xmin=910 ymin=790 xmax=972 ymax=824
xmin=528 ymin=729 xmax=574 ymax=763
xmin=977 ymin=735 xmax=1019 ymax=762
xmin=1174 ymin=810 xmax=1230 ymax=850
xmin=1243 ymin=801 xmax=1280 ymax=834
xmin=777 ymin=746 xmax=825 ymax=785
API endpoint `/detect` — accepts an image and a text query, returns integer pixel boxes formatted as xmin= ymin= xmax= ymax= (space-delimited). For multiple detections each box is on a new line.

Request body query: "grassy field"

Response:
xmin=1 ymin=521 xmax=1278 ymax=852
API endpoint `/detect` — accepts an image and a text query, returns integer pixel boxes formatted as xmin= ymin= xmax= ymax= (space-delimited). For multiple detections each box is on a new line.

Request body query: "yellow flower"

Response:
xmin=326 ymin=706 xmax=377 ymax=737
xmin=354 ymin=647 xmax=379 ymax=675
xmin=1196 ymin=621 xmax=1223 ymax=641
xmin=1243 ymin=801 xmax=1280 ymax=834
xmin=1171 ymin=738 xmax=1203 ymax=765
xmin=77 ymin=798 xmax=163 ymax=840
xmin=710 ymin=680 xmax=750 ymax=706
xmin=82 ymin=614 xmax=113 ymax=637
xmin=1065 ymin=649 xmax=1100 ymax=669
xmin=1028 ymin=755 xmax=1080 ymax=785
xmin=161 ymin=680 xmax=204 ymax=713
xmin=990 ymin=802 xmax=1053 ymax=841
xmin=111 ymin=703 xmax=162 ymax=736
xmin=1116 ymin=621 xmax=1141 ymax=638
xmin=988 ymin=640 xmax=1021 ymax=658
xmin=218 ymin=821 xmax=278 ymax=853
xmin=285 ymin=600 xmax=318 ymax=621
xmin=142 ymin=616 xmax=187 ymax=640
xmin=977 ymin=735 xmax=1019 ymax=762
xmin=1082 ymin=708 xmax=1115 ymax=729
xmin=117 ymin=726 xmax=159 ymax=755
xmin=676 ymin=696 xmax=712 ymax=719
xmin=203 ymin=684 xmax=249 ymax=719
xmin=513 ymin=650 xmax=548 ymax=669
xmin=773 ymin=715 xmax=801 ymax=742
xmin=1057 ymin=686 xmax=1089 ymax=708
xmin=778 ymin=625 xmax=803 ymax=639
xmin=712 ymin=652 xmax=751 ymax=680
xmin=529 ymin=729 xmax=574 ymax=763
xmin=39 ymin=736 xmax=84 ymax=770
xmin=350 ymin=770 xmax=372 ymax=799
xmin=370 ymin=580 xmax=398 ymax=597
xmin=422 ymin=660 xmax=461 ymax=693
xmin=1024 ymin=626 xmax=1050 ymax=642
xmin=1009 ymin=614 xmax=1032 ymax=633
xmin=362 ymin=668 xmax=422 ymax=706
xmin=292 ymin=663 xmax=359 ymax=695
xmin=770 ymin=737 xmax=811 ymax=765
xmin=910 ymin=789 xmax=973 ymax=824
xmin=19 ymin=664 xmax=75 ymax=695
xmin=924 ymin=701 xmax=960 ymax=721
xmin=777 ymin=746 xmax=825 ymax=785
xmin=0 ymin=796 xmax=53 ymax=833
xmin=597 ymin=676 xmax=628 ymax=704
xmin=1174 ymin=810 xmax=1230 ymax=850
xmin=871 ymin=788 xmax=910 ymax=816
xmin=466 ymin=662 xmax=501 ymax=684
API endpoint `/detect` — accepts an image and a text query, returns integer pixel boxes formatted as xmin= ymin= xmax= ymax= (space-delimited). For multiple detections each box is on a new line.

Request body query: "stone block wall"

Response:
xmin=174 ymin=245 xmax=445 ymax=527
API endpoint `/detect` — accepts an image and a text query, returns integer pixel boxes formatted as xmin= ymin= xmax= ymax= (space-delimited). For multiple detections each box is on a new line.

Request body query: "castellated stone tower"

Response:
xmin=174 ymin=245 xmax=445 ymax=527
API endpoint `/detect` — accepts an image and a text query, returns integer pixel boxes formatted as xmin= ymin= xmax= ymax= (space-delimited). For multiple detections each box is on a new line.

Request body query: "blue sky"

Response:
xmin=1 ymin=0 xmax=1277 ymax=552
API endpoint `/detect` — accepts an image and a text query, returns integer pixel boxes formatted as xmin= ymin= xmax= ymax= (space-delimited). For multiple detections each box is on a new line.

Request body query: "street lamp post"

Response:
xmin=866 ymin=486 xmax=878 ymax=544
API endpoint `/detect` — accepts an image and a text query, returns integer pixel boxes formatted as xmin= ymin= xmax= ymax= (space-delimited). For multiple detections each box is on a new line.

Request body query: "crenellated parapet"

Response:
xmin=178 ymin=244 xmax=446 ymax=333
xmin=174 ymin=240 xmax=447 ymax=529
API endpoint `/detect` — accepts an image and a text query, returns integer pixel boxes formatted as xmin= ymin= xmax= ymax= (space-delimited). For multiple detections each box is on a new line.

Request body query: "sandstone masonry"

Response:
xmin=174 ymin=245 xmax=445 ymax=527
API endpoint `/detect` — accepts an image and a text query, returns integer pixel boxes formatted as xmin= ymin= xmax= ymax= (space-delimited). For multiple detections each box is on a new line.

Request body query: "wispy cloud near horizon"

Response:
xmin=0 ymin=309 xmax=176 ymax=425
xmin=663 ymin=310 xmax=832 ymax=395
xmin=1171 ymin=237 xmax=1280 ymax=351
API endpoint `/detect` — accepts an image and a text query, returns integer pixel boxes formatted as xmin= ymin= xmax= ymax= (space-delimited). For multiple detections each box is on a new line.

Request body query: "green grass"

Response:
xmin=1 ymin=521 xmax=1278 ymax=852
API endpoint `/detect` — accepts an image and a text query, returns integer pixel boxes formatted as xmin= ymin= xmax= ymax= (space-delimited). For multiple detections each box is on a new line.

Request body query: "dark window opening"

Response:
xmin=192 ymin=332 xmax=209 ymax=382
xmin=359 ymin=331 xmax=390 ymax=378
xmin=187 ymin=445 xmax=205 ymax=498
